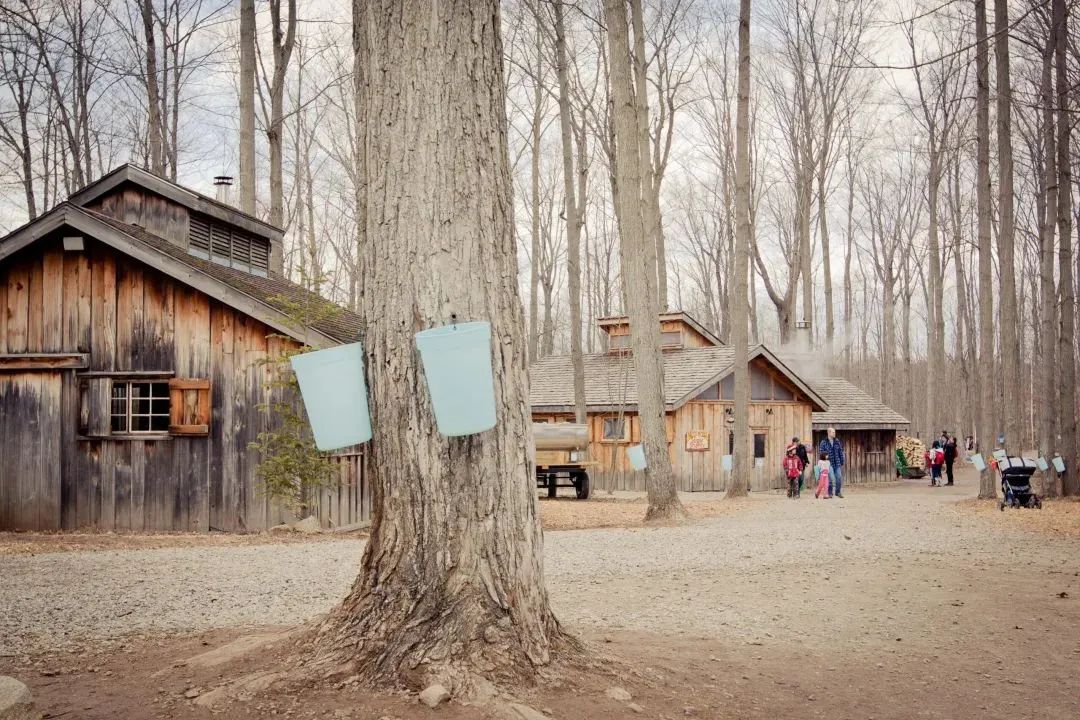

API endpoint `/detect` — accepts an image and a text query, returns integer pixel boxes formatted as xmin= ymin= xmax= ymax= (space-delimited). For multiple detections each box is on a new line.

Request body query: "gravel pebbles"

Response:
xmin=3 ymin=478 xmax=1077 ymax=658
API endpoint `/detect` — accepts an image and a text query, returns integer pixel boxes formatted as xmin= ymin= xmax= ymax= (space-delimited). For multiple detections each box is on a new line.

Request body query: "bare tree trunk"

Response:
xmin=312 ymin=0 xmax=564 ymax=686
xmin=1038 ymin=32 xmax=1059 ymax=494
xmin=628 ymin=0 xmax=666 ymax=310
xmin=994 ymin=0 xmax=1021 ymax=451
xmin=527 ymin=21 xmax=543 ymax=361
xmin=267 ymin=0 xmax=297 ymax=229
xmin=975 ymin=0 xmax=996 ymax=499
xmin=553 ymin=0 xmax=587 ymax=424
xmin=817 ymin=158 xmax=834 ymax=344
xmin=1053 ymin=0 xmax=1077 ymax=495
xmin=239 ymin=0 xmax=257 ymax=214
xmin=140 ymin=0 xmax=163 ymax=175
xmin=728 ymin=0 xmax=753 ymax=499
xmin=604 ymin=0 xmax=685 ymax=521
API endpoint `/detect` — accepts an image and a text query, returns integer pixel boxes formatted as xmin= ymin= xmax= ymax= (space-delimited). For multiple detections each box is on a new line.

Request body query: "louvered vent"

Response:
xmin=188 ymin=213 xmax=271 ymax=277
xmin=189 ymin=216 xmax=211 ymax=258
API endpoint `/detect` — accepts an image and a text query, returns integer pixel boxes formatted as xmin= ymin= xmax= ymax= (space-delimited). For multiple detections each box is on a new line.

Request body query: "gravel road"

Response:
xmin=4 ymin=473 xmax=1079 ymax=659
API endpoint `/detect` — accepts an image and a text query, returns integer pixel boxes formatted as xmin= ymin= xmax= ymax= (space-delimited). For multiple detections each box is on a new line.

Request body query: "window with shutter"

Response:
xmin=168 ymin=378 xmax=211 ymax=436
xmin=250 ymin=240 xmax=270 ymax=276
xmin=210 ymin=224 xmax=231 ymax=262
xmin=188 ymin=213 xmax=271 ymax=277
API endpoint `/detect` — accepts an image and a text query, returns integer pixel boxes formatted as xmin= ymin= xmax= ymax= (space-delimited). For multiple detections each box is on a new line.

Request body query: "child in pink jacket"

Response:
xmin=815 ymin=452 xmax=831 ymax=499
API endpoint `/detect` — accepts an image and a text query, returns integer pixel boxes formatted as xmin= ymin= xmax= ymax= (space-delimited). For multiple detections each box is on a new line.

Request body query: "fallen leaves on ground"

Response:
xmin=953 ymin=496 xmax=1080 ymax=537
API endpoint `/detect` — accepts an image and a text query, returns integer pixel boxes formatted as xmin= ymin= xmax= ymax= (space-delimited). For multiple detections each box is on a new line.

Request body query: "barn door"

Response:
xmin=0 ymin=372 xmax=62 ymax=530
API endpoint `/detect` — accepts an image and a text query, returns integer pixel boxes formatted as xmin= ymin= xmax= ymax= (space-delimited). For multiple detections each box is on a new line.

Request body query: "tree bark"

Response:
xmin=728 ymin=0 xmax=753 ymax=499
xmin=994 ymin=0 xmax=1021 ymax=452
xmin=604 ymin=0 xmax=685 ymax=521
xmin=975 ymin=0 xmax=996 ymax=499
xmin=239 ymin=0 xmax=257 ymax=214
xmin=267 ymin=0 xmax=297 ymax=229
xmin=140 ymin=0 xmax=164 ymax=175
xmin=312 ymin=0 xmax=564 ymax=688
xmin=553 ymin=0 xmax=587 ymax=424
xmin=1053 ymin=0 xmax=1077 ymax=495
xmin=1038 ymin=29 xmax=1058 ymax=494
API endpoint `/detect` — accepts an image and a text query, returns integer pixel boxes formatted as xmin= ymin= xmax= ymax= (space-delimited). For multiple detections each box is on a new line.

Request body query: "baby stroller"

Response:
xmin=998 ymin=456 xmax=1042 ymax=510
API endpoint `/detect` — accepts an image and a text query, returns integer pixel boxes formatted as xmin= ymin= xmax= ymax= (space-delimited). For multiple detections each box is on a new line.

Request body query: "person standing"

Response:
xmin=784 ymin=444 xmax=802 ymax=498
xmin=942 ymin=432 xmax=958 ymax=485
xmin=926 ymin=440 xmax=945 ymax=487
xmin=818 ymin=427 xmax=846 ymax=498
xmin=793 ymin=436 xmax=810 ymax=492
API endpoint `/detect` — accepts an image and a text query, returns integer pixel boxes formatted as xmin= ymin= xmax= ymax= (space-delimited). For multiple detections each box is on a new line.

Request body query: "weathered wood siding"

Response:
xmin=812 ymin=430 xmax=898 ymax=485
xmin=313 ymin=450 xmax=370 ymax=528
xmin=85 ymin=186 xmax=191 ymax=249
xmin=533 ymin=399 xmax=813 ymax=493
xmin=0 ymin=237 xmax=298 ymax=531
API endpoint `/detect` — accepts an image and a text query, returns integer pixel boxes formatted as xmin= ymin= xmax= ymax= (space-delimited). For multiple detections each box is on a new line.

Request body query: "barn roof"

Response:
xmin=597 ymin=310 xmax=724 ymax=347
xmin=0 ymin=203 xmax=360 ymax=346
xmin=809 ymin=377 xmax=910 ymax=430
xmin=530 ymin=344 xmax=828 ymax=413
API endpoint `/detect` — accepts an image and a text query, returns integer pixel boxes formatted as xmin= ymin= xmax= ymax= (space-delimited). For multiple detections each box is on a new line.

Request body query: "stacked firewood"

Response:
xmin=897 ymin=435 xmax=927 ymax=468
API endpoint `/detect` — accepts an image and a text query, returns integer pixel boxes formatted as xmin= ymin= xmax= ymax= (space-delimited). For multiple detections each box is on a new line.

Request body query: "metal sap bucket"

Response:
xmin=289 ymin=342 xmax=372 ymax=451
xmin=627 ymin=444 xmax=647 ymax=470
xmin=415 ymin=321 xmax=496 ymax=436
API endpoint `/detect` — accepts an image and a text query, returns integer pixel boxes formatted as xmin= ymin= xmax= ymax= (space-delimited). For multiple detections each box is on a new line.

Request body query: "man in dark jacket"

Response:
xmin=793 ymin=436 xmax=810 ymax=491
xmin=942 ymin=432 xmax=958 ymax=485
xmin=819 ymin=428 xmax=846 ymax=498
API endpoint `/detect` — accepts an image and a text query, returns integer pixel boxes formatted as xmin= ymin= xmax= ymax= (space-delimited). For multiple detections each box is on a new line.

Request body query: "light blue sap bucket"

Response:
xmin=415 ymin=321 xmax=496 ymax=437
xmin=627 ymin=444 xmax=647 ymax=471
xmin=289 ymin=342 xmax=372 ymax=451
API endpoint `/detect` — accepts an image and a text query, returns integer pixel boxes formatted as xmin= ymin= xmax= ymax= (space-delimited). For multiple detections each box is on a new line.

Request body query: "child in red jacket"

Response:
xmin=783 ymin=444 xmax=802 ymax=498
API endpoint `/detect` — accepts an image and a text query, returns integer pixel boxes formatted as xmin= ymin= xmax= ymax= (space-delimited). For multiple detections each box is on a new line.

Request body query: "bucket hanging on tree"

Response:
xmin=290 ymin=342 xmax=372 ymax=451
xmin=627 ymin=444 xmax=647 ymax=471
xmin=415 ymin=321 xmax=497 ymax=436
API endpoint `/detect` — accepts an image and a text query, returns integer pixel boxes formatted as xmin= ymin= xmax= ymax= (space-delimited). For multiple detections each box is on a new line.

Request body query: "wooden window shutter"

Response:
xmin=169 ymin=378 xmax=211 ymax=436
xmin=81 ymin=378 xmax=112 ymax=437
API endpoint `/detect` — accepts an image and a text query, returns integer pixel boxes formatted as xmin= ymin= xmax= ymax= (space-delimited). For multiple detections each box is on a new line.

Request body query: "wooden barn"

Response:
xmin=531 ymin=313 xmax=829 ymax=492
xmin=810 ymin=377 xmax=911 ymax=485
xmin=531 ymin=312 xmax=910 ymax=492
xmin=0 ymin=165 xmax=365 ymax=532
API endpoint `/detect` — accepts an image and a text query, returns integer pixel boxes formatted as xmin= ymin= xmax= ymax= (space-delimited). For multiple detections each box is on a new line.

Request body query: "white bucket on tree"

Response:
xmin=627 ymin=444 xmax=647 ymax=470
xmin=289 ymin=342 xmax=372 ymax=451
xmin=415 ymin=321 xmax=497 ymax=436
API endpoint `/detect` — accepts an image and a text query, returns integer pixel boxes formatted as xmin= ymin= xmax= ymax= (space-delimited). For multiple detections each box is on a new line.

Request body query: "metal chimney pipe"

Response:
xmin=213 ymin=175 xmax=234 ymax=205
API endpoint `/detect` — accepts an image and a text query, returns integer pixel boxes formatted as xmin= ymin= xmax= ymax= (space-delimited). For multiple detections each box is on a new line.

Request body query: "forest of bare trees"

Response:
xmin=1 ymin=0 xmax=1079 ymax=493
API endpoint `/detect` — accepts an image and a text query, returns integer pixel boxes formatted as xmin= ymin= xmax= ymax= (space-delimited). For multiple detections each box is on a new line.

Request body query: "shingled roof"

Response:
xmin=530 ymin=344 xmax=827 ymax=412
xmin=85 ymin=209 xmax=361 ymax=343
xmin=809 ymin=377 xmax=910 ymax=430
xmin=0 ymin=203 xmax=360 ymax=345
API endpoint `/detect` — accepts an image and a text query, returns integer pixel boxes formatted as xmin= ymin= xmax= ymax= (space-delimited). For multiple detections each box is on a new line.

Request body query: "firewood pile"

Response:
xmin=897 ymin=435 xmax=927 ymax=468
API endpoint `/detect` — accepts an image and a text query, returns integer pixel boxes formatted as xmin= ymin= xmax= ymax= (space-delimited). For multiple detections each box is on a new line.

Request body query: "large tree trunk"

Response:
xmin=975 ymin=0 xmax=996 ymax=499
xmin=604 ymin=0 xmax=685 ymax=521
xmin=140 ymin=0 xmax=164 ymax=175
xmin=553 ymin=0 xmax=587 ymax=424
xmin=312 ymin=0 xmax=564 ymax=688
xmin=926 ymin=151 xmax=944 ymax=443
xmin=1053 ymin=0 xmax=1077 ymax=495
xmin=238 ymin=0 xmax=257 ymax=215
xmin=728 ymin=0 xmax=752 ymax=499
xmin=994 ymin=0 xmax=1021 ymax=452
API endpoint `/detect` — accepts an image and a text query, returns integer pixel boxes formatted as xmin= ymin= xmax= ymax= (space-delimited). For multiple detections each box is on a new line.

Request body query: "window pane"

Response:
xmin=150 ymin=414 xmax=170 ymax=432
xmin=754 ymin=433 xmax=766 ymax=458
xmin=719 ymin=375 xmax=734 ymax=399
xmin=111 ymin=383 xmax=128 ymax=400
xmin=130 ymin=383 xmax=149 ymax=399
xmin=131 ymin=415 xmax=151 ymax=432
xmin=151 ymin=399 xmax=170 ymax=415
xmin=661 ymin=331 xmax=682 ymax=346
xmin=133 ymin=398 xmax=151 ymax=415
xmin=111 ymin=415 xmax=128 ymax=433
xmin=608 ymin=334 xmax=629 ymax=349
xmin=773 ymin=382 xmax=794 ymax=401
xmin=751 ymin=367 xmax=772 ymax=400
xmin=603 ymin=418 xmax=626 ymax=440
xmin=695 ymin=384 xmax=719 ymax=400
xmin=151 ymin=382 xmax=170 ymax=398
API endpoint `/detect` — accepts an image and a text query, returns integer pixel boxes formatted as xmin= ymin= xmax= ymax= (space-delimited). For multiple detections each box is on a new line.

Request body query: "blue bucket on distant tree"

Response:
xmin=628 ymin=444 xmax=647 ymax=471
xmin=415 ymin=321 xmax=497 ymax=437
xmin=289 ymin=342 xmax=372 ymax=451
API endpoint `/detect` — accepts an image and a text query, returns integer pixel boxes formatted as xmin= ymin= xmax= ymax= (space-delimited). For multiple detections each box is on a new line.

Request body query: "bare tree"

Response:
xmin=604 ymin=0 xmax=685 ymax=521
xmin=975 ymin=0 xmax=996 ymax=498
xmin=239 ymin=0 xmax=257 ymax=214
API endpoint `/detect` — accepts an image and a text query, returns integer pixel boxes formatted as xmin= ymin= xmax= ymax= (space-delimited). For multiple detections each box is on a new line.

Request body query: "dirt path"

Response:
xmin=3 ymin=468 xmax=1079 ymax=719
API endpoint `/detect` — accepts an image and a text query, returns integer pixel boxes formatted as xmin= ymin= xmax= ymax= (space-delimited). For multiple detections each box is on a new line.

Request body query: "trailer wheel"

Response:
xmin=547 ymin=473 xmax=558 ymax=499
xmin=574 ymin=472 xmax=591 ymax=500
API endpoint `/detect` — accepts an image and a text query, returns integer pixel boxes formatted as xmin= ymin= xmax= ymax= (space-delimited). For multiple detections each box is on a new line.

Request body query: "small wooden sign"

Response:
xmin=685 ymin=431 xmax=710 ymax=452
